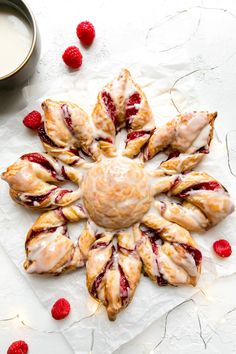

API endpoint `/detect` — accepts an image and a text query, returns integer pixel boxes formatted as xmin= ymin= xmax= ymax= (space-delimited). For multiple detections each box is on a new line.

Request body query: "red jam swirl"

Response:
xmin=55 ymin=189 xmax=72 ymax=203
xmin=125 ymin=92 xmax=141 ymax=118
xmin=61 ymin=104 xmax=74 ymax=133
xmin=22 ymin=187 xmax=58 ymax=206
xmin=102 ymin=91 xmax=118 ymax=129
xmin=91 ymin=246 xmax=115 ymax=297
xmin=119 ymin=265 xmax=130 ymax=304
xmin=21 ymin=153 xmax=58 ymax=178
xmin=141 ymin=228 xmax=168 ymax=286
xmin=37 ymin=123 xmax=59 ymax=147
xmin=27 ymin=225 xmax=67 ymax=243
xmin=91 ymin=241 xmax=111 ymax=250
xmin=179 ymin=180 xmax=222 ymax=198
xmin=166 ymin=150 xmax=180 ymax=160
xmin=126 ymin=130 xmax=149 ymax=144
xmin=180 ymin=243 xmax=202 ymax=266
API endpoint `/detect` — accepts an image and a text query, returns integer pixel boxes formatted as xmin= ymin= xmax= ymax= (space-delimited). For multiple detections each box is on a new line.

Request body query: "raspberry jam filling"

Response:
xmin=38 ymin=123 xmax=59 ymax=147
xmin=149 ymin=235 xmax=168 ymax=286
xmin=166 ymin=147 xmax=209 ymax=161
xmin=126 ymin=92 xmax=141 ymax=118
xmin=91 ymin=247 xmax=115 ymax=297
xmin=179 ymin=180 xmax=222 ymax=198
xmin=197 ymin=146 xmax=209 ymax=154
xmin=21 ymin=153 xmax=58 ymax=178
xmin=69 ymin=148 xmax=82 ymax=157
xmin=126 ymin=130 xmax=149 ymax=144
xmin=55 ymin=190 xmax=72 ymax=203
xmin=102 ymin=91 xmax=118 ymax=129
xmin=61 ymin=166 xmax=69 ymax=180
xmin=166 ymin=150 xmax=180 ymax=161
xmin=61 ymin=104 xmax=74 ymax=133
xmin=125 ymin=92 xmax=141 ymax=129
xmin=119 ymin=264 xmax=130 ymax=303
xmin=95 ymin=137 xmax=113 ymax=144
xmin=91 ymin=241 xmax=111 ymax=250
xmin=23 ymin=187 xmax=58 ymax=206
xmin=117 ymin=245 xmax=134 ymax=254
xmin=27 ymin=225 xmax=66 ymax=243
xmin=180 ymin=244 xmax=202 ymax=266
xmin=141 ymin=228 xmax=168 ymax=286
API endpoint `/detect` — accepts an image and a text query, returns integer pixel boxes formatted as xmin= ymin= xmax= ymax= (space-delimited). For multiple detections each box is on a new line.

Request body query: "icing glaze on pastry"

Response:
xmin=134 ymin=214 xmax=202 ymax=286
xmin=86 ymin=230 xmax=141 ymax=320
xmin=40 ymin=99 xmax=100 ymax=164
xmin=82 ymin=157 xmax=152 ymax=228
xmin=2 ymin=69 xmax=234 ymax=322
xmin=170 ymin=171 xmax=234 ymax=226
xmin=92 ymin=69 xmax=155 ymax=158
xmin=2 ymin=153 xmax=82 ymax=209
xmin=24 ymin=205 xmax=87 ymax=274
xmin=144 ymin=111 xmax=217 ymax=174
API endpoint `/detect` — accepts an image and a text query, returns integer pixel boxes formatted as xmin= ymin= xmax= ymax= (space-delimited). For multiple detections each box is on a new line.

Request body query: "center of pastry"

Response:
xmin=82 ymin=157 xmax=152 ymax=229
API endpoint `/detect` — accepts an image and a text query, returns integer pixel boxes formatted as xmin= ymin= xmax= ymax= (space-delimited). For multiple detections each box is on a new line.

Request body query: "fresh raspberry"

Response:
xmin=51 ymin=298 xmax=71 ymax=320
xmin=62 ymin=46 xmax=83 ymax=69
xmin=7 ymin=340 xmax=28 ymax=354
xmin=76 ymin=21 xmax=95 ymax=46
xmin=213 ymin=239 xmax=232 ymax=258
xmin=23 ymin=110 xmax=42 ymax=130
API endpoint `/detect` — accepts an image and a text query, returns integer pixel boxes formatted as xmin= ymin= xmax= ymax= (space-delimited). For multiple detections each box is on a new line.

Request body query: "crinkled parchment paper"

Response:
xmin=1 ymin=51 xmax=236 ymax=354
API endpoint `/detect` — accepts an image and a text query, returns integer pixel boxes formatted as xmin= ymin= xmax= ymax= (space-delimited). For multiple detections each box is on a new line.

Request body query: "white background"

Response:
xmin=1 ymin=0 xmax=236 ymax=353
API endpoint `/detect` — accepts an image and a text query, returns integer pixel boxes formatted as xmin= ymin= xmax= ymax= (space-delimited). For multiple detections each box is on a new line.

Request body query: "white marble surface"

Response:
xmin=1 ymin=0 xmax=236 ymax=353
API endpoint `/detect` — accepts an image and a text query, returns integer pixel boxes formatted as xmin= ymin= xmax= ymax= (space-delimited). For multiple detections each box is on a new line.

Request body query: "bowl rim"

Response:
xmin=0 ymin=0 xmax=37 ymax=81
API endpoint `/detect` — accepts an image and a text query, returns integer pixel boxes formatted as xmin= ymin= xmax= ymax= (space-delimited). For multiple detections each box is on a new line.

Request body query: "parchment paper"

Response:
xmin=1 ymin=51 xmax=236 ymax=354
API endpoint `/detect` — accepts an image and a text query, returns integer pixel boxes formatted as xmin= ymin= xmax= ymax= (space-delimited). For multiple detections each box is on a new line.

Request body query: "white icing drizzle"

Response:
xmin=157 ymin=247 xmax=189 ymax=284
xmin=173 ymin=112 xmax=209 ymax=151
xmin=156 ymin=200 xmax=207 ymax=230
xmin=187 ymin=189 xmax=234 ymax=223
xmin=27 ymin=227 xmax=71 ymax=273
xmin=186 ymin=124 xmax=211 ymax=153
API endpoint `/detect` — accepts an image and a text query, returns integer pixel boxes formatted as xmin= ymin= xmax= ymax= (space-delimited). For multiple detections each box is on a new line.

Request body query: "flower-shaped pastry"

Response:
xmin=2 ymin=69 xmax=234 ymax=321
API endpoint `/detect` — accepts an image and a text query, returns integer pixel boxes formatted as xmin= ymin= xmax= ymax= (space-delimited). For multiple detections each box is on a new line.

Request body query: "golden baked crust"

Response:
xmin=92 ymin=69 xmax=155 ymax=158
xmin=86 ymin=230 xmax=142 ymax=321
xmin=2 ymin=69 xmax=234 ymax=322
xmin=170 ymin=171 xmax=234 ymax=225
xmin=144 ymin=120 xmax=175 ymax=160
xmin=24 ymin=205 xmax=87 ymax=274
xmin=1 ymin=153 xmax=82 ymax=209
xmin=155 ymin=200 xmax=209 ymax=232
xmin=144 ymin=111 xmax=217 ymax=174
xmin=40 ymin=99 xmax=100 ymax=163
xmin=160 ymin=152 xmax=205 ymax=175
xmin=134 ymin=214 xmax=201 ymax=286
xmin=82 ymin=157 xmax=152 ymax=229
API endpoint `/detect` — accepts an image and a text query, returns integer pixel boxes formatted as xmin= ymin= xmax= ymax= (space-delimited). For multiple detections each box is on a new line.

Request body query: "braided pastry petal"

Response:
xmin=92 ymin=69 xmax=155 ymax=158
xmin=86 ymin=230 xmax=142 ymax=321
xmin=2 ymin=153 xmax=82 ymax=209
xmin=24 ymin=204 xmax=87 ymax=274
xmin=155 ymin=200 xmax=209 ymax=232
xmin=170 ymin=171 xmax=234 ymax=226
xmin=160 ymin=152 xmax=206 ymax=175
xmin=134 ymin=214 xmax=202 ymax=286
xmin=150 ymin=170 xmax=178 ymax=196
xmin=144 ymin=111 xmax=217 ymax=174
xmin=39 ymin=99 xmax=100 ymax=164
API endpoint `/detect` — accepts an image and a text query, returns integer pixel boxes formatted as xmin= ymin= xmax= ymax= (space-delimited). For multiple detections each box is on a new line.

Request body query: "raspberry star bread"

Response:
xmin=1 ymin=70 xmax=234 ymax=321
